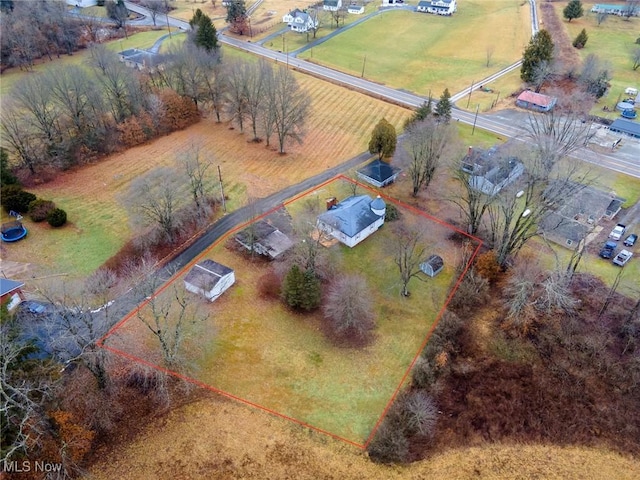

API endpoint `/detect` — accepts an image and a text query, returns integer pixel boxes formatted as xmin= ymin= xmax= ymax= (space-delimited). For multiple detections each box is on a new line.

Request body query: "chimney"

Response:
xmin=326 ymin=197 xmax=337 ymax=210
xmin=468 ymin=146 xmax=473 ymax=156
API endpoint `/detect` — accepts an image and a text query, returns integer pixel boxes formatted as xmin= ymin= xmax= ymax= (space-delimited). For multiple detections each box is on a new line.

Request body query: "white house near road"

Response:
xmin=317 ymin=195 xmax=386 ymax=248
xmin=282 ymin=9 xmax=319 ymax=33
xmin=184 ymin=260 xmax=235 ymax=302
xmin=323 ymin=0 xmax=342 ymax=11
xmin=417 ymin=0 xmax=457 ymax=15
xmin=66 ymin=0 xmax=98 ymax=6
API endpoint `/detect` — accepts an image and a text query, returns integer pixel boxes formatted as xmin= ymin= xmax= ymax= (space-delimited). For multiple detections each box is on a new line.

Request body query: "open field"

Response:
xmin=0 ymin=29 xmax=170 ymax=96
xmin=297 ymin=1 xmax=531 ymax=95
xmin=105 ymin=177 xmax=471 ymax=444
xmin=552 ymin=2 xmax=640 ymax=119
xmin=88 ymin=392 xmax=640 ymax=479
xmin=1 ymin=67 xmax=411 ymax=279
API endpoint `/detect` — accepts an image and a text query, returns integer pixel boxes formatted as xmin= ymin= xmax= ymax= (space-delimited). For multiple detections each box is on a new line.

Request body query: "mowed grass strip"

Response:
xmin=553 ymin=2 xmax=640 ymax=117
xmin=298 ymin=1 xmax=531 ymax=95
xmin=3 ymin=61 xmax=411 ymax=278
xmin=110 ymin=178 xmax=463 ymax=444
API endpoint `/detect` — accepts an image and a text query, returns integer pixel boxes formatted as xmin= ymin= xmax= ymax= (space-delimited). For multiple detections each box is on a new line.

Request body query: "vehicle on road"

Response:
xmin=613 ymin=249 xmax=633 ymax=266
xmin=624 ymin=233 xmax=638 ymax=247
xmin=609 ymin=224 xmax=627 ymax=240
xmin=600 ymin=240 xmax=618 ymax=259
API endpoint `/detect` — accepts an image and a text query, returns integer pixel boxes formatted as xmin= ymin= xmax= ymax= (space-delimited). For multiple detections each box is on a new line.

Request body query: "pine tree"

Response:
xmin=521 ymin=29 xmax=554 ymax=83
xmin=563 ymin=0 xmax=584 ymax=22
xmin=368 ymin=118 xmax=397 ymax=159
xmin=572 ymin=28 xmax=588 ymax=49
xmin=434 ymin=88 xmax=452 ymax=123
xmin=300 ymin=269 xmax=321 ymax=311
xmin=282 ymin=265 xmax=304 ymax=309
xmin=194 ymin=14 xmax=219 ymax=52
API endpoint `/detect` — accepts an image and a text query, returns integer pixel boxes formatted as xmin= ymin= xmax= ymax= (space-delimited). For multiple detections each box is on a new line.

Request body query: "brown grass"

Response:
xmin=86 ymin=394 xmax=640 ymax=479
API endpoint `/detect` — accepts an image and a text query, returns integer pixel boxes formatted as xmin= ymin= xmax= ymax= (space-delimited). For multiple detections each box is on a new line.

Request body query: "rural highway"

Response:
xmin=122 ymin=2 xmax=640 ymax=179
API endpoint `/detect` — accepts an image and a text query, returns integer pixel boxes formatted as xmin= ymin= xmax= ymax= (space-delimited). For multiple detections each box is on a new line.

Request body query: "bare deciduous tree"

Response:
xmin=268 ymin=65 xmax=311 ymax=154
xmin=177 ymin=144 xmax=215 ymax=210
xmin=403 ymin=118 xmax=454 ymax=197
xmin=243 ymin=59 xmax=268 ymax=141
xmin=0 ymin=104 xmax=46 ymax=174
xmin=486 ymin=44 xmax=495 ymax=67
xmin=450 ymin=164 xmax=495 ymax=235
xmin=124 ymin=167 xmax=187 ymax=241
xmin=225 ymin=60 xmax=249 ymax=132
xmin=323 ymin=275 xmax=375 ymax=339
xmin=632 ymin=48 xmax=640 ymax=71
xmin=392 ymin=225 xmax=429 ymax=297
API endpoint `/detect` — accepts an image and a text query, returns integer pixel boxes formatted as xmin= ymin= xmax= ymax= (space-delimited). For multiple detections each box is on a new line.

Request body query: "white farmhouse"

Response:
xmin=282 ymin=8 xmax=319 ymax=33
xmin=184 ymin=260 xmax=235 ymax=302
xmin=417 ymin=0 xmax=457 ymax=15
xmin=323 ymin=0 xmax=342 ymax=11
xmin=316 ymin=195 xmax=386 ymax=248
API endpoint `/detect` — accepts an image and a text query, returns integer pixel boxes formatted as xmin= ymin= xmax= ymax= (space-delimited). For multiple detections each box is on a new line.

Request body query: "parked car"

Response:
xmin=599 ymin=241 xmax=617 ymax=259
xmin=16 ymin=300 xmax=54 ymax=316
xmin=609 ymin=224 xmax=627 ymax=240
xmin=613 ymin=249 xmax=633 ymax=267
xmin=623 ymin=233 xmax=638 ymax=247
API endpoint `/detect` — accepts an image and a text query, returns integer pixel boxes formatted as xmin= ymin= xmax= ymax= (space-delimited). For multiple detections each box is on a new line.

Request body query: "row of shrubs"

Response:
xmin=1 ymin=185 xmax=67 ymax=228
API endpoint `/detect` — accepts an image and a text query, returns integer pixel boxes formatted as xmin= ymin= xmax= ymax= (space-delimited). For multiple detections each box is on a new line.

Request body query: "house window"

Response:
xmin=566 ymin=239 xmax=573 ymax=246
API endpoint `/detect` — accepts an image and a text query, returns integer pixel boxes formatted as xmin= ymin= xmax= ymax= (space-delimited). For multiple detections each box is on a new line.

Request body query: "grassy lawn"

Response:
xmin=456 ymin=69 xmax=526 ymax=112
xmin=0 ymin=29 xmax=170 ymax=96
xmin=297 ymin=1 xmax=531 ymax=95
xmin=107 ymin=177 xmax=470 ymax=444
xmin=553 ymin=2 xmax=640 ymax=118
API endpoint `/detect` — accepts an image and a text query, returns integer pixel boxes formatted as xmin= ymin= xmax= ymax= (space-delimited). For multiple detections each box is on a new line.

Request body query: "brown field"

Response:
xmin=88 ymin=394 xmax=640 ymax=479
xmin=1 ymin=73 xmax=411 ymax=278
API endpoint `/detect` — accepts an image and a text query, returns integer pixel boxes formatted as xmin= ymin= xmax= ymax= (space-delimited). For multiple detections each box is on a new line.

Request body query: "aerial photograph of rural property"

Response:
xmin=2 ymin=0 xmax=640 ymax=478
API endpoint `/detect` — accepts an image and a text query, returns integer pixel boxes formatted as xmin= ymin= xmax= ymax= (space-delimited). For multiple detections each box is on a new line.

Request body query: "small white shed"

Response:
xmin=184 ymin=260 xmax=235 ymax=302
xmin=420 ymin=255 xmax=444 ymax=278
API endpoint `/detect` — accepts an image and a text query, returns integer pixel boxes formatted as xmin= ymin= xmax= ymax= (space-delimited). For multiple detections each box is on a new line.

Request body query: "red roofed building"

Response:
xmin=515 ymin=90 xmax=557 ymax=112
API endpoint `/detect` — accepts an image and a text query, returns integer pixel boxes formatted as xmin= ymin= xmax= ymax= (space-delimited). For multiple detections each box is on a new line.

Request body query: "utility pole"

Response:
xmin=466 ymin=80 xmax=474 ymax=108
xmin=361 ymin=55 xmax=366 ymax=78
xmin=218 ymin=165 xmax=226 ymax=213
xmin=472 ymin=104 xmax=480 ymax=135
xmin=166 ymin=13 xmax=171 ymax=38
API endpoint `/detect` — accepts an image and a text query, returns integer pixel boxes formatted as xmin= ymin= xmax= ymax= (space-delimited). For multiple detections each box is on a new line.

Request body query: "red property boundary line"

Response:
xmin=98 ymin=174 xmax=482 ymax=450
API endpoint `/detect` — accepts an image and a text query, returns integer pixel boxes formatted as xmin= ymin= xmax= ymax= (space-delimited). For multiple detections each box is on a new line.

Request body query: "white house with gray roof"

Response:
xmin=283 ymin=8 xmax=319 ymax=32
xmin=184 ymin=260 xmax=235 ymax=302
xmin=417 ymin=0 xmax=457 ymax=15
xmin=316 ymin=195 xmax=386 ymax=248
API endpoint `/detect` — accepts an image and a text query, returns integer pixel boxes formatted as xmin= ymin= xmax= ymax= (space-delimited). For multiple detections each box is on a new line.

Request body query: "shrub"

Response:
xmin=29 ymin=199 xmax=56 ymax=222
xmin=258 ymin=271 xmax=281 ymax=300
xmin=323 ymin=275 xmax=375 ymax=339
xmin=1 ymin=185 xmax=37 ymax=213
xmin=572 ymin=29 xmax=588 ymax=49
xmin=475 ymin=250 xmax=502 ymax=283
xmin=47 ymin=208 xmax=67 ymax=227
xmin=385 ymin=203 xmax=400 ymax=221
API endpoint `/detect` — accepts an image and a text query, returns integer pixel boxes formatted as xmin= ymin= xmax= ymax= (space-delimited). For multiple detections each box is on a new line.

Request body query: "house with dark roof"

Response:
xmin=317 ymin=195 xmax=386 ymax=248
xmin=539 ymin=182 xmax=624 ymax=250
xmin=357 ymin=159 xmax=402 ymax=188
xmin=515 ymin=90 xmax=557 ymax=112
xmin=323 ymin=0 xmax=342 ymax=11
xmin=282 ymin=8 xmax=319 ymax=32
xmin=609 ymin=118 xmax=640 ymax=139
xmin=235 ymin=220 xmax=294 ymax=259
xmin=461 ymin=145 xmax=524 ymax=195
xmin=184 ymin=260 xmax=235 ymax=302
xmin=0 ymin=278 xmax=25 ymax=311
xmin=416 ymin=0 xmax=457 ymax=15
xmin=118 ymin=48 xmax=164 ymax=72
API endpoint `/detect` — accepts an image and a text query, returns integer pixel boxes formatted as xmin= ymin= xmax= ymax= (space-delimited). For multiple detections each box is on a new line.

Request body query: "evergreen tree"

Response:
xmin=572 ymin=28 xmax=588 ymax=49
xmin=521 ymin=29 xmax=554 ymax=83
xmin=225 ymin=0 xmax=246 ymax=23
xmin=282 ymin=265 xmax=304 ymax=309
xmin=300 ymin=269 xmax=321 ymax=311
xmin=368 ymin=118 xmax=397 ymax=159
xmin=0 ymin=148 xmax=18 ymax=186
xmin=434 ymin=88 xmax=452 ymax=123
xmin=189 ymin=8 xmax=206 ymax=28
xmin=563 ymin=0 xmax=584 ymax=22
xmin=194 ymin=14 xmax=219 ymax=52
